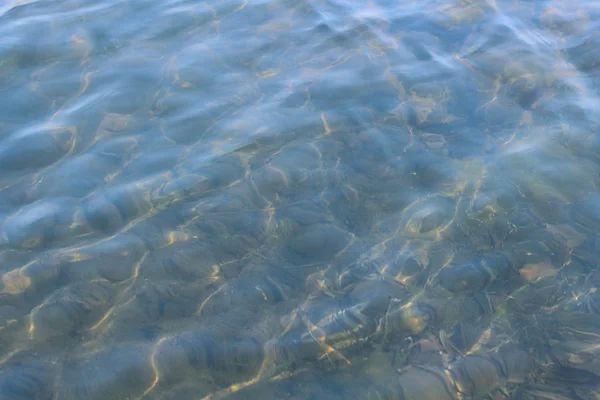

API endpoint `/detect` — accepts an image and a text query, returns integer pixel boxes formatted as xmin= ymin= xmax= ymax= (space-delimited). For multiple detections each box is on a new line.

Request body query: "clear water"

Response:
xmin=1 ymin=0 xmax=600 ymax=398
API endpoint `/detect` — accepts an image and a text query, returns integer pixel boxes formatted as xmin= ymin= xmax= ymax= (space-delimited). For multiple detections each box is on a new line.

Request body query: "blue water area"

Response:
xmin=1 ymin=0 xmax=600 ymax=398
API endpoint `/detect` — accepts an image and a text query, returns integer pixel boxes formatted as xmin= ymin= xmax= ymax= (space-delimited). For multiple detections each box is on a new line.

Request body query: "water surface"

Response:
xmin=1 ymin=0 xmax=600 ymax=398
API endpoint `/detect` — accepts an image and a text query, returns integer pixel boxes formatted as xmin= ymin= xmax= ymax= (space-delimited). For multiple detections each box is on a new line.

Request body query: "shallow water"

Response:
xmin=1 ymin=0 xmax=600 ymax=398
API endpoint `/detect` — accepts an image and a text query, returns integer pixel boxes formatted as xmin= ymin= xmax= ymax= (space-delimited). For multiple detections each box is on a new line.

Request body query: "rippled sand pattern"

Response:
xmin=1 ymin=0 xmax=600 ymax=398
